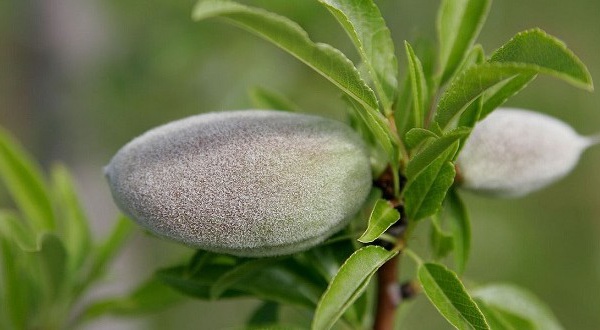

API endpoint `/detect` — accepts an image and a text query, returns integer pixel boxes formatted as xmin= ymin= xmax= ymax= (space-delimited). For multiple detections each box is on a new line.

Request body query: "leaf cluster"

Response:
xmin=177 ymin=0 xmax=593 ymax=328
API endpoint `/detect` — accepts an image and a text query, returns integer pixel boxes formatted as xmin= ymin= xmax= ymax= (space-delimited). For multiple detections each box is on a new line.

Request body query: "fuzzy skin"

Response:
xmin=456 ymin=108 xmax=591 ymax=197
xmin=105 ymin=110 xmax=372 ymax=257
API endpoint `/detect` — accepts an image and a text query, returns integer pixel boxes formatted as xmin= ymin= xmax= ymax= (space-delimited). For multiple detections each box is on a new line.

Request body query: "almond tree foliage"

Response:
xmin=0 ymin=0 xmax=595 ymax=329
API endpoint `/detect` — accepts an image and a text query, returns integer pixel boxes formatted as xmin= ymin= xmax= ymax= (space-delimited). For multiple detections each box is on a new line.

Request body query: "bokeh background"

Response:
xmin=1 ymin=0 xmax=600 ymax=329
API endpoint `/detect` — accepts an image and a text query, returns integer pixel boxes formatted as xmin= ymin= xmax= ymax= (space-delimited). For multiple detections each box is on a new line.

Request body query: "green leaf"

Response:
xmin=247 ymin=301 xmax=279 ymax=326
xmin=405 ymin=127 xmax=469 ymax=180
xmin=210 ymin=257 xmax=285 ymax=299
xmin=437 ymin=0 xmax=491 ymax=84
xmin=81 ymin=277 xmax=183 ymax=321
xmin=405 ymin=128 xmax=438 ymax=149
xmin=473 ymin=284 xmax=563 ymax=330
xmin=480 ymin=73 xmax=537 ymax=120
xmin=418 ymin=262 xmax=490 ymax=330
xmin=344 ymin=95 xmax=399 ymax=166
xmin=193 ymin=0 xmax=379 ymax=112
xmin=33 ymin=233 xmax=68 ymax=300
xmin=312 ymin=246 xmax=396 ymax=330
xmin=446 ymin=190 xmax=470 ymax=274
xmin=0 ymin=238 xmax=29 ymax=329
xmin=358 ymin=199 xmax=400 ymax=243
xmin=83 ymin=215 xmax=134 ymax=289
xmin=430 ymin=215 xmax=454 ymax=260
xmin=405 ymin=156 xmax=456 ymax=221
xmin=489 ymin=29 xmax=593 ymax=90
xmin=318 ymin=0 xmax=398 ymax=112
xmin=476 ymin=299 xmax=535 ymax=330
xmin=51 ymin=164 xmax=91 ymax=273
xmin=405 ymin=41 xmax=428 ymax=127
xmin=434 ymin=63 xmax=536 ymax=129
xmin=0 ymin=210 xmax=36 ymax=251
xmin=248 ymin=86 xmax=301 ymax=112
xmin=0 ymin=127 xmax=55 ymax=232
xmin=160 ymin=258 xmax=324 ymax=309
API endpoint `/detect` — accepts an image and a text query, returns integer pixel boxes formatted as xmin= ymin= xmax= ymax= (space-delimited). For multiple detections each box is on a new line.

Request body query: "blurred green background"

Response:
xmin=1 ymin=0 xmax=599 ymax=329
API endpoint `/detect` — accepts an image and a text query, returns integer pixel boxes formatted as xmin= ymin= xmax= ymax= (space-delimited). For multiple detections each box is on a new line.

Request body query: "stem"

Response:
xmin=374 ymin=255 xmax=400 ymax=330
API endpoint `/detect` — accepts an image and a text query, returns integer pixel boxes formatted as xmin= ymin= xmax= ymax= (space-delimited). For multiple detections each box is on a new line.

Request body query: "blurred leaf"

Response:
xmin=437 ymin=0 xmax=491 ymax=84
xmin=446 ymin=190 xmax=470 ymax=274
xmin=405 ymin=128 xmax=438 ymax=149
xmin=193 ymin=0 xmax=379 ymax=112
xmin=476 ymin=299 xmax=535 ymax=330
xmin=358 ymin=199 xmax=400 ymax=243
xmin=430 ymin=214 xmax=453 ymax=260
xmin=473 ymin=284 xmax=563 ymax=330
xmin=0 ymin=128 xmax=55 ymax=232
xmin=51 ymin=164 xmax=91 ymax=273
xmin=319 ymin=0 xmax=398 ymax=111
xmin=248 ymin=86 xmax=301 ymax=112
xmin=33 ymin=233 xmax=68 ymax=301
xmin=405 ymin=155 xmax=456 ymax=221
xmin=81 ymin=276 xmax=184 ymax=321
xmin=480 ymin=73 xmax=537 ymax=120
xmin=82 ymin=215 xmax=134 ymax=290
xmin=0 ymin=210 xmax=36 ymax=251
xmin=210 ymin=257 xmax=285 ymax=299
xmin=312 ymin=246 xmax=396 ymax=330
xmin=0 ymin=238 xmax=29 ymax=329
xmin=247 ymin=301 xmax=279 ymax=326
xmin=405 ymin=41 xmax=428 ymax=128
xmin=489 ymin=29 xmax=593 ymax=90
xmin=418 ymin=262 xmax=489 ymax=330
xmin=405 ymin=127 xmax=469 ymax=180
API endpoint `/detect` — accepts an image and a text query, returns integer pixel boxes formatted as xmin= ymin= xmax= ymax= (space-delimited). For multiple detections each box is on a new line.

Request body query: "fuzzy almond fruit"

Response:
xmin=456 ymin=108 xmax=597 ymax=197
xmin=105 ymin=110 xmax=372 ymax=257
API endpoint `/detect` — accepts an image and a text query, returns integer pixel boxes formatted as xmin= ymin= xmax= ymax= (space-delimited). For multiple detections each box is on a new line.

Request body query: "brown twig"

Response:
xmin=374 ymin=255 xmax=400 ymax=330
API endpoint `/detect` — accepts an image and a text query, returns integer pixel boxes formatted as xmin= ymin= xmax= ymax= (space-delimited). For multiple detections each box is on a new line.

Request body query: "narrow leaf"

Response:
xmin=84 ymin=215 xmax=134 ymax=287
xmin=193 ymin=0 xmax=379 ymax=111
xmin=476 ymin=299 xmax=535 ymax=330
xmin=344 ymin=95 xmax=399 ymax=165
xmin=80 ymin=276 xmax=184 ymax=321
xmin=248 ymin=301 xmax=279 ymax=326
xmin=160 ymin=260 xmax=324 ymax=309
xmin=418 ymin=262 xmax=490 ymax=330
xmin=0 ymin=238 xmax=29 ymax=329
xmin=51 ymin=164 xmax=91 ymax=273
xmin=405 ymin=41 xmax=428 ymax=127
xmin=405 ymin=127 xmax=470 ymax=180
xmin=480 ymin=73 xmax=537 ymax=119
xmin=430 ymin=215 xmax=454 ymax=260
xmin=248 ymin=86 xmax=301 ymax=112
xmin=312 ymin=246 xmax=396 ymax=330
xmin=437 ymin=0 xmax=491 ymax=84
xmin=434 ymin=63 xmax=537 ymax=129
xmin=319 ymin=0 xmax=398 ymax=111
xmin=0 ymin=211 xmax=36 ymax=251
xmin=473 ymin=284 xmax=563 ymax=330
xmin=405 ymin=128 xmax=438 ymax=149
xmin=358 ymin=199 xmax=400 ymax=243
xmin=210 ymin=257 xmax=284 ymax=299
xmin=446 ymin=189 xmax=470 ymax=274
xmin=490 ymin=29 xmax=593 ymax=90
xmin=33 ymin=233 xmax=68 ymax=300
xmin=405 ymin=157 xmax=456 ymax=221
xmin=0 ymin=128 xmax=55 ymax=232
